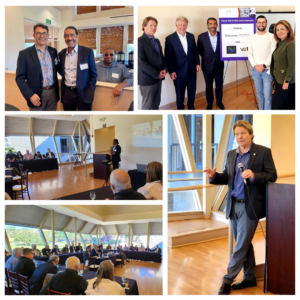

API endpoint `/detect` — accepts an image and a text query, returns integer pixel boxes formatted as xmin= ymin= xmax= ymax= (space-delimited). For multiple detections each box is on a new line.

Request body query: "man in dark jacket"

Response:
xmin=40 ymin=256 xmax=88 ymax=295
xmin=12 ymin=248 xmax=35 ymax=279
xmin=41 ymin=245 xmax=51 ymax=256
xmin=29 ymin=255 xmax=59 ymax=295
xmin=75 ymin=243 xmax=83 ymax=252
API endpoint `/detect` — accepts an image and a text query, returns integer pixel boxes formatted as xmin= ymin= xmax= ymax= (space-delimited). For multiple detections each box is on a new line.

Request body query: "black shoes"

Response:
xmin=217 ymin=102 xmax=225 ymax=110
xmin=218 ymin=282 xmax=231 ymax=295
xmin=206 ymin=104 xmax=212 ymax=110
xmin=231 ymin=279 xmax=257 ymax=290
xmin=126 ymin=259 xmax=130 ymax=263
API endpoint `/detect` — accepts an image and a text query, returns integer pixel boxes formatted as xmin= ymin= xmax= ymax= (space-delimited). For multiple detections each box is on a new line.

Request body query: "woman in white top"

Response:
xmin=85 ymin=260 xmax=125 ymax=295
xmin=137 ymin=161 xmax=162 ymax=200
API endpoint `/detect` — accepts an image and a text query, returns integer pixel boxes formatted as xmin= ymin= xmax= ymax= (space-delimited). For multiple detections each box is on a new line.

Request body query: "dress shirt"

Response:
xmin=144 ymin=33 xmax=161 ymax=56
xmin=85 ymin=278 xmax=125 ymax=295
xmin=137 ymin=181 xmax=162 ymax=200
xmin=35 ymin=45 xmax=54 ymax=87
xmin=64 ymin=44 xmax=78 ymax=87
xmin=123 ymin=247 xmax=129 ymax=251
xmin=176 ymin=31 xmax=188 ymax=55
xmin=23 ymin=153 xmax=34 ymax=160
xmin=5 ymin=256 xmax=19 ymax=271
xmin=96 ymin=61 xmax=133 ymax=85
xmin=138 ymin=247 xmax=145 ymax=252
xmin=33 ymin=249 xmax=41 ymax=256
xmin=208 ymin=31 xmax=218 ymax=52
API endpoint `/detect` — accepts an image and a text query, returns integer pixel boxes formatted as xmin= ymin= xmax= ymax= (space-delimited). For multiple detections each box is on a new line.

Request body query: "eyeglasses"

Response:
xmin=35 ymin=32 xmax=48 ymax=37
xmin=104 ymin=54 xmax=114 ymax=56
xmin=64 ymin=33 xmax=77 ymax=38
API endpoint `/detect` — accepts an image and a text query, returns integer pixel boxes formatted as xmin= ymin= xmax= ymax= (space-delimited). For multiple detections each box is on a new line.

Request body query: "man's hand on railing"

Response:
xmin=204 ymin=167 xmax=217 ymax=178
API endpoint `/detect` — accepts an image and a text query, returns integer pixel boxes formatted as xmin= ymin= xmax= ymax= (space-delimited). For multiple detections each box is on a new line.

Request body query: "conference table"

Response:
xmin=110 ymin=250 xmax=161 ymax=263
xmin=10 ymin=158 xmax=58 ymax=173
xmin=57 ymin=186 xmax=114 ymax=200
xmin=34 ymin=252 xmax=84 ymax=264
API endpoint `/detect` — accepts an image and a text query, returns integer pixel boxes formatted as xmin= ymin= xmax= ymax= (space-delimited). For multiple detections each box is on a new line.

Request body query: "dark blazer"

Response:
xmin=210 ymin=143 xmax=277 ymax=220
xmin=165 ymin=31 xmax=200 ymax=78
xmin=112 ymin=145 xmax=121 ymax=163
xmin=51 ymin=248 xmax=60 ymax=255
xmin=69 ymin=246 xmax=75 ymax=253
xmin=45 ymin=152 xmax=55 ymax=158
xmin=138 ymin=33 xmax=168 ymax=86
xmin=42 ymin=248 xmax=51 ymax=256
xmin=197 ymin=31 xmax=224 ymax=73
xmin=113 ymin=188 xmax=147 ymax=200
xmin=12 ymin=256 xmax=35 ymax=279
xmin=75 ymin=246 xmax=83 ymax=252
xmin=40 ymin=269 xmax=88 ymax=295
xmin=90 ymin=248 xmax=97 ymax=257
xmin=15 ymin=45 xmax=60 ymax=108
xmin=16 ymin=155 xmax=23 ymax=161
xmin=58 ymin=45 xmax=97 ymax=104
xmin=29 ymin=261 xmax=58 ymax=295
xmin=84 ymin=250 xmax=92 ymax=261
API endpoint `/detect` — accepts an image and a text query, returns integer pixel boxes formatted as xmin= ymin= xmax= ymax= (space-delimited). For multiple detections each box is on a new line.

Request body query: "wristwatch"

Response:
xmin=263 ymin=64 xmax=267 ymax=68
xmin=284 ymin=80 xmax=289 ymax=83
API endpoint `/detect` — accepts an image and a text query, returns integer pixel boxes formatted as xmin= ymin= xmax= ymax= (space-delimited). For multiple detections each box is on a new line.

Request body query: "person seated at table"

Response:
xmin=137 ymin=161 xmax=163 ymax=200
xmin=12 ymin=248 xmax=35 ymax=279
xmin=145 ymin=245 xmax=151 ymax=252
xmin=134 ymin=245 xmax=138 ymax=252
xmin=42 ymin=245 xmax=51 ymax=256
xmin=96 ymin=48 xmax=134 ymax=98
xmin=15 ymin=151 xmax=23 ymax=161
xmin=138 ymin=244 xmax=145 ymax=252
xmin=52 ymin=244 xmax=60 ymax=255
xmin=123 ymin=244 xmax=129 ymax=251
xmin=117 ymin=244 xmax=122 ymax=252
xmin=106 ymin=245 xmax=112 ymax=253
xmin=65 ymin=244 xmax=69 ymax=253
xmin=97 ymin=244 xmax=103 ymax=255
xmin=61 ymin=247 xmax=68 ymax=254
xmin=109 ymin=169 xmax=147 ymax=200
xmin=155 ymin=245 xmax=162 ymax=254
xmin=45 ymin=148 xmax=55 ymax=159
xmin=129 ymin=244 xmax=134 ymax=251
xmin=32 ymin=244 xmax=41 ymax=256
xmin=40 ymin=256 xmax=88 ymax=295
xmin=5 ymin=247 xmax=22 ymax=271
xmin=85 ymin=260 xmax=125 ymax=295
xmin=70 ymin=242 xmax=75 ymax=253
xmin=91 ymin=245 xmax=98 ymax=257
xmin=6 ymin=150 xmax=16 ymax=162
xmin=29 ymin=255 xmax=59 ymax=295
xmin=34 ymin=151 xmax=44 ymax=159
xmin=75 ymin=243 xmax=83 ymax=252
xmin=23 ymin=149 xmax=34 ymax=160
xmin=85 ymin=245 xmax=92 ymax=261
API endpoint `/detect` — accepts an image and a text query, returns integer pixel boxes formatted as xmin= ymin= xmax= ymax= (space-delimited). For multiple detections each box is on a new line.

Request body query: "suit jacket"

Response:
xmin=210 ymin=143 xmax=277 ymax=220
xmin=12 ymin=256 xmax=35 ymax=279
xmin=113 ymin=188 xmax=147 ymax=200
xmin=138 ymin=33 xmax=168 ymax=86
xmin=70 ymin=246 xmax=75 ymax=253
xmin=75 ymin=246 xmax=83 ymax=252
xmin=15 ymin=45 xmax=60 ymax=108
xmin=29 ymin=261 xmax=58 ymax=295
xmin=197 ymin=31 xmax=224 ymax=73
xmin=90 ymin=249 xmax=97 ymax=257
xmin=165 ymin=31 xmax=200 ymax=78
xmin=58 ymin=45 xmax=97 ymax=104
xmin=84 ymin=250 xmax=92 ymax=261
xmin=45 ymin=152 xmax=55 ymax=158
xmin=42 ymin=248 xmax=51 ymax=256
xmin=51 ymin=248 xmax=60 ymax=255
xmin=112 ymin=145 xmax=121 ymax=163
xmin=40 ymin=269 xmax=88 ymax=295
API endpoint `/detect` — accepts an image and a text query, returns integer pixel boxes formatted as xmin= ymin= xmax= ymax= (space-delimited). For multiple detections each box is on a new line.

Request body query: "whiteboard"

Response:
xmin=257 ymin=12 xmax=295 ymax=34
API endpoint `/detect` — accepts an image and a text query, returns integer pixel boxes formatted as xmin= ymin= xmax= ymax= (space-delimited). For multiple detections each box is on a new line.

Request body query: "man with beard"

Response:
xmin=248 ymin=15 xmax=276 ymax=110
xmin=197 ymin=18 xmax=224 ymax=110
xmin=58 ymin=26 xmax=97 ymax=111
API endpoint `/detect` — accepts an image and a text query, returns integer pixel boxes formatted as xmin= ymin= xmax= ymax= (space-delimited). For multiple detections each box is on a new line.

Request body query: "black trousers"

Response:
xmin=203 ymin=62 xmax=224 ymax=105
xmin=272 ymin=81 xmax=295 ymax=110
xmin=62 ymin=86 xmax=92 ymax=111
xmin=173 ymin=71 xmax=196 ymax=110
xmin=112 ymin=159 xmax=119 ymax=170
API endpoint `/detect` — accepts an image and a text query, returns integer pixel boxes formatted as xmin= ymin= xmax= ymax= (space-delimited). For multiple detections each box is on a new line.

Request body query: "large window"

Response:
xmin=5 ymin=136 xmax=32 ymax=156
xmin=149 ymin=235 xmax=163 ymax=249
xmin=34 ymin=136 xmax=56 ymax=157
xmin=81 ymin=234 xmax=92 ymax=246
xmin=212 ymin=115 xmax=225 ymax=167
xmin=132 ymin=235 xmax=147 ymax=247
xmin=65 ymin=232 xmax=82 ymax=245
xmin=103 ymin=235 xmax=117 ymax=248
xmin=43 ymin=230 xmax=66 ymax=248
xmin=117 ymin=235 xmax=130 ymax=247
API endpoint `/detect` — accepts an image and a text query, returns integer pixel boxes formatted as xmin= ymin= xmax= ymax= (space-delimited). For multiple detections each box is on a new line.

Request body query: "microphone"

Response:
xmin=238 ymin=163 xmax=247 ymax=184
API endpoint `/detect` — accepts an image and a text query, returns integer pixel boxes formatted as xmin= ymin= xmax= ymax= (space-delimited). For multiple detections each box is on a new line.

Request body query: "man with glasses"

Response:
xmin=96 ymin=48 xmax=133 ymax=97
xmin=16 ymin=23 xmax=60 ymax=111
xmin=58 ymin=26 xmax=97 ymax=111
xmin=12 ymin=248 xmax=36 ymax=279
xmin=248 ymin=15 xmax=276 ymax=110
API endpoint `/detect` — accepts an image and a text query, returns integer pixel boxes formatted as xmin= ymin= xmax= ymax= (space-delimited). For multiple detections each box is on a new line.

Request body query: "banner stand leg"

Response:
xmin=221 ymin=61 xmax=230 ymax=110
xmin=244 ymin=60 xmax=259 ymax=109
xmin=236 ymin=61 xmax=238 ymax=96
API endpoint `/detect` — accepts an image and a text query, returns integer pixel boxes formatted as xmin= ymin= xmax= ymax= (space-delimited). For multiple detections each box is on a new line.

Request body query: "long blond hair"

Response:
xmin=93 ymin=260 xmax=115 ymax=289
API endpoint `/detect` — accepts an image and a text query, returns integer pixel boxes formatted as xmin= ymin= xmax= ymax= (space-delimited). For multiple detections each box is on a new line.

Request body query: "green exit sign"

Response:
xmin=46 ymin=19 xmax=51 ymax=25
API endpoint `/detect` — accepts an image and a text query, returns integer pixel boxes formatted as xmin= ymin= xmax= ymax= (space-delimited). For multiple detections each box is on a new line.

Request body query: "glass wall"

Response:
xmin=149 ymin=235 xmax=163 ymax=250
xmin=117 ymin=235 xmax=130 ymax=247
xmin=103 ymin=235 xmax=117 ymax=248
xmin=43 ymin=230 xmax=67 ymax=249
xmin=132 ymin=235 xmax=147 ymax=247
xmin=81 ymin=234 xmax=93 ymax=246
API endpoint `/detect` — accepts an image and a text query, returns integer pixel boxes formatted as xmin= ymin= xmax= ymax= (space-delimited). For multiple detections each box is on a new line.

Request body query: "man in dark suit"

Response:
xmin=75 ymin=243 xmax=83 ymax=252
xmin=41 ymin=244 xmax=51 ymax=256
xmin=69 ymin=243 xmax=75 ymax=253
xmin=12 ymin=248 xmax=35 ymax=279
xmin=165 ymin=17 xmax=200 ymax=110
xmin=197 ymin=18 xmax=225 ymax=110
xmin=16 ymin=23 xmax=59 ymax=111
xmin=138 ymin=16 xmax=168 ymax=110
xmin=155 ymin=245 xmax=162 ymax=254
xmin=29 ymin=255 xmax=59 ymax=295
xmin=40 ymin=256 xmax=88 ymax=295
xmin=111 ymin=139 xmax=121 ymax=170
xmin=90 ymin=245 xmax=98 ymax=257
xmin=204 ymin=120 xmax=277 ymax=295
xmin=45 ymin=148 xmax=55 ymax=158
xmin=52 ymin=245 xmax=60 ymax=255
xmin=58 ymin=26 xmax=97 ymax=111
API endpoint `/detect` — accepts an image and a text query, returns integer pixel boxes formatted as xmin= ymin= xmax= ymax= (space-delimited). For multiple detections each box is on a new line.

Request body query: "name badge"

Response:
xmin=112 ymin=73 xmax=119 ymax=79
xmin=54 ymin=58 xmax=58 ymax=65
xmin=80 ymin=63 xmax=89 ymax=70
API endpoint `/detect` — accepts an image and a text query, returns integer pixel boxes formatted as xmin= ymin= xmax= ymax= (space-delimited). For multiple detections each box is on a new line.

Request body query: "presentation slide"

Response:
xmin=132 ymin=120 xmax=162 ymax=147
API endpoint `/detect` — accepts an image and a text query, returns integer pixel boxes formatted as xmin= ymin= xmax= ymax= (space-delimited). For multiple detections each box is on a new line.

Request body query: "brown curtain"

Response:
xmin=77 ymin=6 xmax=97 ymax=15
xmin=101 ymin=26 xmax=124 ymax=53
xmin=128 ymin=25 xmax=134 ymax=44
xmin=78 ymin=28 xmax=96 ymax=49
xmin=100 ymin=6 xmax=125 ymax=11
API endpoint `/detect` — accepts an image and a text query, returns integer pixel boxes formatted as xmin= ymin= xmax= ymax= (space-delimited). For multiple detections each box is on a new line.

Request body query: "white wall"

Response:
xmin=91 ymin=115 xmax=162 ymax=170
xmin=137 ymin=6 xmax=295 ymax=109
xmin=5 ymin=6 xmax=61 ymax=71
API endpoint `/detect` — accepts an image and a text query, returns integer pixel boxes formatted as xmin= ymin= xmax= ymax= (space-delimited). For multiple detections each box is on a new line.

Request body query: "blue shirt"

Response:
xmin=144 ymin=33 xmax=161 ymax=56
xmin=35 ymin=45 xmax=54 ymax=87
xmin=208 ymin=31 xmax=218 ymax=52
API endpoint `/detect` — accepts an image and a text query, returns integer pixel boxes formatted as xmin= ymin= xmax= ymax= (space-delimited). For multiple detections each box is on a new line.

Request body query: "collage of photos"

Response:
xmin=4 ymin=2 xmax=296 ymax=297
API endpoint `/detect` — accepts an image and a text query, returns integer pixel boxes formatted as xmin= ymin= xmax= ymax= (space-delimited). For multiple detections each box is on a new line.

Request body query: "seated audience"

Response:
xmin=6 ymin=150 xmax=16 ymax=162
xmin=40 ymin=256 xmax=88 ymax=295
xmin=138 ymin=161 xmax=163 ymax=200
xmin=15 ymin=151 xmax=23 ymax=161
xmin=45 ymin=148 xmax=55 ymax=158
xmin=123 ymin=244 xmax=129 ymax=251
xmin=109 ymin=169 xmax=146 ymax=200
xmin=138 ymin=245 xmax=145 ymax=252
xmin=70 ymin=243 xmax=75 ymax=253
xmin=75 ymin=243 xmax=83 ymax=252
xmin=84 ymin=245 xmax=92 ymax=261
xmin=29 ymin=255 xmax=59 ymax=295
xmin=34 ymin=151 xmax=43 ymax=159
xmin=85 ymin=260 xmax=125 ymax=295
xmin=96 ymin=48 xmax=133 ymax=98
xmin=42 ymin=245 xmax=51 ymax=256
xmin=52 ymin=245 xmax=60 ymax=255
xmin=5 ymin=247 xmax=22 ymax=271
xmin=32 ymin=244 xmax=41 ymax=256
xmin=12 ymin=248 xmax=35 ymax=279
xmin=23 ymin=150 xmax=34 ymax=160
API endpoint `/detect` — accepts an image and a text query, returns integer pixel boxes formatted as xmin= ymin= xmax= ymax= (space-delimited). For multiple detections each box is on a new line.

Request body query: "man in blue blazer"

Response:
xmin=58 ymin=26 xmax=97 ymax=111
xmin=197 ymin=18 xmax=225 ymax=110
xmin=165 ymin=17 xmax=200 ymax=110
xmin=16 ymin=23 xmax=60 ymax=111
